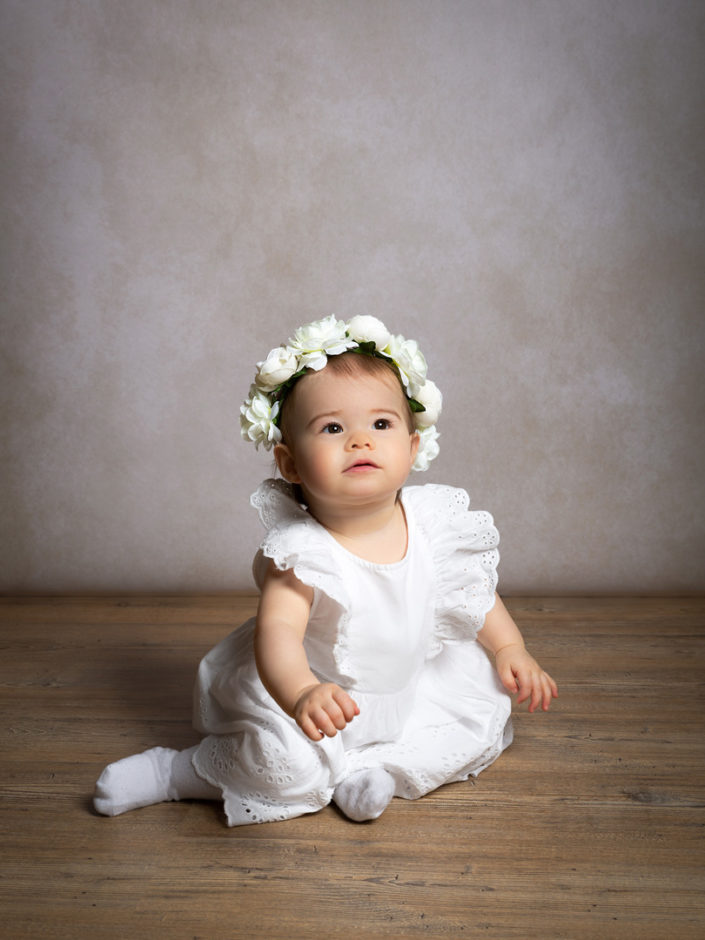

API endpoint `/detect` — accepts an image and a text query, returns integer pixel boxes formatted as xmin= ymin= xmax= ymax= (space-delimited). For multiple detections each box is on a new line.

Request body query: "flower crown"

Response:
xmin=240 ymin=315 xmax=441 ymax=471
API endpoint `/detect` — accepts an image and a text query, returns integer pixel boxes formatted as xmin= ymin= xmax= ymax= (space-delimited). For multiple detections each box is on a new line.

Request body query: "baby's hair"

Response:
xmin=241 ymin=316 xmax=440 ymax=471
xmin=278 ymin=351 xmax=416 ymax=445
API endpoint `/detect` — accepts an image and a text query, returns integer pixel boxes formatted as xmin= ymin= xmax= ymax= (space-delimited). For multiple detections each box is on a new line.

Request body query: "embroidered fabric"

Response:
xmin=192 ymin=478 xmax=511 ymax=826
xmin=250 ymin=478 xmax=500 ymax=669
xmin=251 ymin=479 xmax=355 ymax=684
xmin=402 ymin=484 xmax=500 ymax=657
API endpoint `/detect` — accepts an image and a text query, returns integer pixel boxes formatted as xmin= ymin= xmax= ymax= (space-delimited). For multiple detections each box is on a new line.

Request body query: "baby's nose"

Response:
xmin=348 ymin=429 xmax=374 ymax=448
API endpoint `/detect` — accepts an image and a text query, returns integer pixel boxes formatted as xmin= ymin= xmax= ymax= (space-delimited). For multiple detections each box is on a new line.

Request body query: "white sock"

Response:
xmin=333 ymin=768 xmax=396 ymax=822
xmin=94 ymin=745 xmax=219 ymax=817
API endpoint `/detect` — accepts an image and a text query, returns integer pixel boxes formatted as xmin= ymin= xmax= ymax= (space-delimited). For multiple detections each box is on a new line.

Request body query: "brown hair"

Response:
xmin=278 ymin=351 xmax=415 ymax=445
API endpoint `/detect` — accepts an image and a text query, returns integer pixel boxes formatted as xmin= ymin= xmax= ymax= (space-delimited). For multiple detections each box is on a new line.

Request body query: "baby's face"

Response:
xmin=274 ymin=366 xmax=419 ymax=515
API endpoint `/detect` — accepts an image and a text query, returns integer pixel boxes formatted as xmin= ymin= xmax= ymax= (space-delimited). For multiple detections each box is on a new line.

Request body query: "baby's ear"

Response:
xmin=274 ymin=443 xmax=301 ymax=484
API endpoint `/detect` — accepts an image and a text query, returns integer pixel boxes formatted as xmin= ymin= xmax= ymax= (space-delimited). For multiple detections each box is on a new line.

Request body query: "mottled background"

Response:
xmin=2 ymin=0 xmax=703 ymax=593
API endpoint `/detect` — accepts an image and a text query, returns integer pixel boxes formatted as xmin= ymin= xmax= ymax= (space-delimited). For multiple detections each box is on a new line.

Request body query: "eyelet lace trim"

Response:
xmin=194 ymin=480 xmax=509 ymax=824
xmin=195 ymin=728 xmax=335 ymax=825
xmin=251 ymin=478 xmax=356 ymax=683
xmin=251 ymin=479 xmax=500 ymax=670
xmin=402 ymin=485 xmax=499 ymax=655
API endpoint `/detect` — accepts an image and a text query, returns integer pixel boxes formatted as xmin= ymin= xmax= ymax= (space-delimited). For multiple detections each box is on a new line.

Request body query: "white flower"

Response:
xmin=255 ymin=346 xmax=300 ymax=391
xmin=346 ymin=315 xmax=392 ymax=351
xmin=386 ymin=334 xmax=427 ymax=397
xmin=240 ymin=316 xmax=441 ymax=469
xmin=240 ymin=386 xmax=282 ymax=450
xmin=413 ymin=379 xmax=442 ymax=428
xmin=413 ymin=425 xmax=440 ymax=472
xmin=288 ymin=315 xmax=356 ymax=372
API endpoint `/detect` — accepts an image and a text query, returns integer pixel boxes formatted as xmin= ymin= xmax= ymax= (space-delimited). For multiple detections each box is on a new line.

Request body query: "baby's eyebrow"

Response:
xmin=306 ymin=410 xmax=343 ymax=429
xmin=369 ymin=407 xmax=404 ymax=419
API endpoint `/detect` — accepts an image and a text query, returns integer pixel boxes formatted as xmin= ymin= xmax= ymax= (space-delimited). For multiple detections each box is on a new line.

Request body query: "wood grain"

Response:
xmin=1 ymin=595 xmax=703 ymax=938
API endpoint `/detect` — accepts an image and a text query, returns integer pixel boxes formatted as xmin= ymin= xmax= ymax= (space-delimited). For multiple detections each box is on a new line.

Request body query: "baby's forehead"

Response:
xmin=295 ymin=364 xmax=403 ymax=407
xmin=279 ymin=356 xmax=415 ymax=439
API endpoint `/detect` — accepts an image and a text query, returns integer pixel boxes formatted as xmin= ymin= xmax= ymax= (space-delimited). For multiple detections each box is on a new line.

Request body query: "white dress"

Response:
xmin=192 ymin=478 xmax=512 ymax=826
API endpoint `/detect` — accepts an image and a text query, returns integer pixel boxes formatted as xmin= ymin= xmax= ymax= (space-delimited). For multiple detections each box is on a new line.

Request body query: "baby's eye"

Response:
xmin=373 ymin=418 xmax=391 ymax=430
xmin=322 ymin=422 xmax=343 ymax=434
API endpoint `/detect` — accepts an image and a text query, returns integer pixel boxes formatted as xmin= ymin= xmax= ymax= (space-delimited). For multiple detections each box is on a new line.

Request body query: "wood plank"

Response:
xmin=0 ymin=596 xmax=703 ymax=939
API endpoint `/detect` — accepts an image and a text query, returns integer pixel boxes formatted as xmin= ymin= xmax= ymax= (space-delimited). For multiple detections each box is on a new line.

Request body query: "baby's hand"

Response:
xmin=494 ymin=643 xmax=558 ymax=713
xmin=293 ymin=683 xmax=360 ymax=741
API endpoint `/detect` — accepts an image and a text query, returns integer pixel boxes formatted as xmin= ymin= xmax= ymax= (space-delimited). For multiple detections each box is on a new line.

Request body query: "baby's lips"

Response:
xmin=345 ymin=459 xmax=380 ymax=470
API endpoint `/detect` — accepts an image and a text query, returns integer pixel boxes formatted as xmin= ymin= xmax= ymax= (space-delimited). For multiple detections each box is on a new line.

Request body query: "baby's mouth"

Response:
xmin=345 ymin=459 xmax=380 ymax=471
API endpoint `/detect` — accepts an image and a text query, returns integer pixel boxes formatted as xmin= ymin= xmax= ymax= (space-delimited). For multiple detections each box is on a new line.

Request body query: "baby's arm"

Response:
xmin=254 ymin=560 xmax=359 ymax=741
xmin=478 ymin=594 xmax=558 ymax=712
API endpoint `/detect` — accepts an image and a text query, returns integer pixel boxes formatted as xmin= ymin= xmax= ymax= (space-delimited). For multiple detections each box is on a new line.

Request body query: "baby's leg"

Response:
xmin=94 ymin=745 xmax=220 ymax=817
xmin=333 ymin=768 xmax=395 ymax=822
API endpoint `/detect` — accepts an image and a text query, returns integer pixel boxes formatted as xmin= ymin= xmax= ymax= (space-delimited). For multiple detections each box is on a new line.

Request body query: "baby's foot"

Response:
xmin=93 ymin=747 xmax=178 ymax=816
xmin=333 ymin=768 xmax=395 ymax=822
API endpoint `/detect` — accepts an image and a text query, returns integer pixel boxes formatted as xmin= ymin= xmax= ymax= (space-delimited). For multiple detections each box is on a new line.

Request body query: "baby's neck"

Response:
xmin=313 ymin=498 xmax=409 ymax=564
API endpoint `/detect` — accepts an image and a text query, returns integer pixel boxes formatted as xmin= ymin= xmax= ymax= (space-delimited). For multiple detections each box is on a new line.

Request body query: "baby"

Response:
xmin=94 ymin=315 xmax=557 ymax=825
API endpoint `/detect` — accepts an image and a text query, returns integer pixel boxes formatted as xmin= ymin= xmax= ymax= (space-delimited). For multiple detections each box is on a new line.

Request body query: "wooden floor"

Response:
xmin=1 ymin=595 xmax=704 ymax=939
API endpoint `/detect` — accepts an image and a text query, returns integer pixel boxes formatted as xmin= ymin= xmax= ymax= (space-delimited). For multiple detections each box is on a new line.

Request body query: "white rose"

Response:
xmin=345 ymin=315 xmax=392 ymax=351
xmin=240 ymin=386 xmax=282 ymax=450
xmin=255 ymin=346 xmax=300 ymax=391
xmin=387 ymin=334 xmax=427 ymax=396
xmin=413 ymin=379 xmax=442 ymax=428
xmin=288 ymin=315 xmax=356 ymax=371
xmin=413 ymin=425 xmax=440 ymax=472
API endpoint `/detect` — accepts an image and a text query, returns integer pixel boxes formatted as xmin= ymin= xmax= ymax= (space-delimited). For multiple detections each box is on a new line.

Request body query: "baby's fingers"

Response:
xmin=303 ymin=703 xmax=342 ymax=740
xmin=497 ymin=662 xmax=519 ymax=695
xmin=514 ymin=674 xmax=533 ymax=706
xmin=298 ymin=713 xmax=325 ymax=741
xmin=526 ymin=678 xmax=544 ymax=713
xmin=332 ymin=687 xmax=360 ymax=723
xmin=513 ymin=669 xmax=542 ymax=711
xmin=540 ymin=672 xmax=559 ymax=711
xmin=525 ymin=671 xmax=558 ymax=713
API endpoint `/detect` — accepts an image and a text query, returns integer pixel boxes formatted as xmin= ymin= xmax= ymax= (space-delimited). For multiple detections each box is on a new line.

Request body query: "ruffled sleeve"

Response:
xmin=403 ymin=484 xmax=499 ymax=655
xmin=249 ymin=479 xmax=345 ymax=603
xmin=249 ymin=481 xmax=353 ymax=680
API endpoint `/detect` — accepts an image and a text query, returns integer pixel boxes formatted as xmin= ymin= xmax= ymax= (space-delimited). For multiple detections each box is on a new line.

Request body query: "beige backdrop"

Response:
xmin=2 ymin=0 xmax=704 ymax=594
